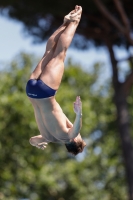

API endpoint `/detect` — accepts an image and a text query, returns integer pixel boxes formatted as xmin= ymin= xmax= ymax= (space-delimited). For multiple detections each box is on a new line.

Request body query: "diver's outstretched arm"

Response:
xmin=68 ymin=96 xmax=82 ymax=139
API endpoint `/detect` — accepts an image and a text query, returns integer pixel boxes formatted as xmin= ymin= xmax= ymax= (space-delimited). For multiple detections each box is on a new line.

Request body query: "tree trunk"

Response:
xmin=115 ymin=92 xmax=133 ymax=200
xmin=107 ymin=41 xmax=133 ymax=200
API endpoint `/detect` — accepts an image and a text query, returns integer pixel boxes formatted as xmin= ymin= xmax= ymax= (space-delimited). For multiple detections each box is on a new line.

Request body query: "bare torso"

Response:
xmin=29 ymin=96 xmax=72 ymax=143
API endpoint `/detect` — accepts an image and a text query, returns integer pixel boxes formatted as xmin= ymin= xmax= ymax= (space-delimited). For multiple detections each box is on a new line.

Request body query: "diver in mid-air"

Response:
xmin=26 ymin=5 xmax=86 ymax=155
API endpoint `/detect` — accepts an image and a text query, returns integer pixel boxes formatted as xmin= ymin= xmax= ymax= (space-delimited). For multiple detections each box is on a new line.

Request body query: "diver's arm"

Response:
xmin=68 ymin=96 xmax=82 ymax=138
xmin=68 ymin=114 xmax=82 ymax=138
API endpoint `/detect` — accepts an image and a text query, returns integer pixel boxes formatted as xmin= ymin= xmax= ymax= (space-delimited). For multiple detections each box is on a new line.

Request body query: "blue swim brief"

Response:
xmin=26 ymin=79 xmax=57 ymax=99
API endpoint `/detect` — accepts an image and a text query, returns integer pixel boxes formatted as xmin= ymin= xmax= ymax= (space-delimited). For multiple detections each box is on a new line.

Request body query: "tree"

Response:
xmin=1 ymin=1 xmax=133 ymax=199
xmin=0 ymin=53 xmax=129 ymax=200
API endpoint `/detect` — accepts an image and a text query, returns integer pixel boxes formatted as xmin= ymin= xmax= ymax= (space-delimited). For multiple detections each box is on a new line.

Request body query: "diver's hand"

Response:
xmin=73 ymin=96 xmax=82 ymax=116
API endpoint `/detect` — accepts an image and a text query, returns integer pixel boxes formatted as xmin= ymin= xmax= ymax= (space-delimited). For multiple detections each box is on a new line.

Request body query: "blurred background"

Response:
xmin=0 ymin=0 xmax=133 ymax=200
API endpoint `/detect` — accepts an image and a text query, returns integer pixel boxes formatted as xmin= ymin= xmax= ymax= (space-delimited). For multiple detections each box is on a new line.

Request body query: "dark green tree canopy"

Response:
xmin=0 ymin=0 xmax=132 ymax=47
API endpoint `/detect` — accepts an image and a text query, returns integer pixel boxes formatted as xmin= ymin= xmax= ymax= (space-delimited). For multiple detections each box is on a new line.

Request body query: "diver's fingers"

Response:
xmin=38 ymin=142 xmax=47 ymax=145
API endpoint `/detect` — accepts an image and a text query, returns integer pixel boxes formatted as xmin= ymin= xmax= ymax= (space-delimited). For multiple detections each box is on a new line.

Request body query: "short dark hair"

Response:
xmin=65 ymin=140 xmax=86 ymax=155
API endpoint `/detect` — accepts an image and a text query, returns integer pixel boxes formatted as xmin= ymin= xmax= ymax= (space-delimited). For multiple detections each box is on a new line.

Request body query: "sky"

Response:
xmin=0 ymin=15 xmax=131 ymax=80
xmin=0 ymin=16 xmax=109 ymax=68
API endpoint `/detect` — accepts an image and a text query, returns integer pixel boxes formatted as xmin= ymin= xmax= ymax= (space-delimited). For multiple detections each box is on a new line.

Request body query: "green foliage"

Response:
xmin=0 ymin=53 xmax=128 ymax=200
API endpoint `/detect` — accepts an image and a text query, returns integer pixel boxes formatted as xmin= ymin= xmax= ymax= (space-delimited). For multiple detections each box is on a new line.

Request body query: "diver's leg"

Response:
xmin=29 ymin=22 xmax=69 ymax=80
xmin=39 ymin=6 xmax=82 ymax=89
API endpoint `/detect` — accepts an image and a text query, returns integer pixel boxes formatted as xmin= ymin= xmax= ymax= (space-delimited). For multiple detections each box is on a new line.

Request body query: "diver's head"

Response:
xmin=65 ymin=134 xmax=86 ymax=155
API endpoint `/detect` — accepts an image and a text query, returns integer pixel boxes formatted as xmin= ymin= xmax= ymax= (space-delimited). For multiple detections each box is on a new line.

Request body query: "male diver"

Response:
xmin=26 ymin=5 xmax=86 ymax=155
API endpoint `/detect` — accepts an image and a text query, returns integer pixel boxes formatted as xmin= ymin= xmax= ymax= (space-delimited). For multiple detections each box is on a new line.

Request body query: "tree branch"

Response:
xmin=105 ymin=40 xmax=119 ymax=87
xmin=93 ymin=0 xmax=133 ymax=45
xmin=93 ymin=0 xmax=126 ymax=34
xmin=113 ymin=0 xmax=130 ymax=32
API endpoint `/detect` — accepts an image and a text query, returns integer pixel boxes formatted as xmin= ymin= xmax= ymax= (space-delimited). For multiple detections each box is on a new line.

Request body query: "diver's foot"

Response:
xmin=64 ymin=5 xmax=82 ymax=23
xmin=70 ymin=5 xmax=82 ymax=23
